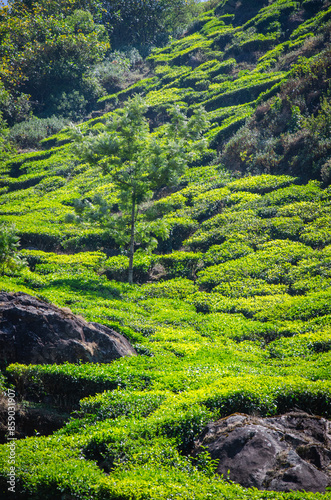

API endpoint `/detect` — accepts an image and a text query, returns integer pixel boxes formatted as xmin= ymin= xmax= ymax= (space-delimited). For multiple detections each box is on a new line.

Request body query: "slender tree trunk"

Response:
xmin=128 ymin=196 xmax=135 ymax=284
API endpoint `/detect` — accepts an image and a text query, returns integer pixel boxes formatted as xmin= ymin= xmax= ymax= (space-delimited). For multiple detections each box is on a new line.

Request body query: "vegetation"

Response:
xmin=69 ymin=95 xmax=209 ymax=283
xmin=0 ymin=1 xmax=110 ymax=123
xmin=0 ymin=223 xmax=25 ymax=275
xmin=0 ymin=0 xmax=202 ymax=133
xmin=99 ymin=0 xmax=201 ymax=53
xmin=0 ymin=0 xmax=331 ymax=498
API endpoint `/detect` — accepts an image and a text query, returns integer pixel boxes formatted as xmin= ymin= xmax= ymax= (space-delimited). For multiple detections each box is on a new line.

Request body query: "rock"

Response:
xmin=192 ymin=412 xmax=331 ymax=493
xmin=0 ymin=292 xmax=136 ymax=365
xmin=0 ymin=393 xmax=68 ymax=443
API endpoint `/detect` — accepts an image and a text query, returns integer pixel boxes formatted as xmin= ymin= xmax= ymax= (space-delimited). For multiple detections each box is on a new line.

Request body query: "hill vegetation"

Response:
xmin=0 ymin=0 xmax=331 ymax=498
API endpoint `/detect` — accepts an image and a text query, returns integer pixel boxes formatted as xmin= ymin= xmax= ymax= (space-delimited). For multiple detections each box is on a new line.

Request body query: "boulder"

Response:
xmin=0 ymin=393 xmax=68 ymax=443
xmin=0 ymin=292 xmax=136 ymax=365
xmin=192 ymin=412 xmax=331 ymax=493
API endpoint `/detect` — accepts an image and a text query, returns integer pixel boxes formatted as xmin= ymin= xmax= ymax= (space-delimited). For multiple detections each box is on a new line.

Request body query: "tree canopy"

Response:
xmin=0 ymin=0 xmax=109 ymax=122
xmin=99 ymin=0 xmax=200 ymax=52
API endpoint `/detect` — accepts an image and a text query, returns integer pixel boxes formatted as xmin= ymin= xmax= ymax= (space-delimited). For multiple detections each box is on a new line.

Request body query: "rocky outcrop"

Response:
xmin=192 ymin=412 xmax=331 ymax=493
xmin=0 ymin=292 xmax=136 ymax=365
xmin=0 ymin=393 xmax=68 ymax=443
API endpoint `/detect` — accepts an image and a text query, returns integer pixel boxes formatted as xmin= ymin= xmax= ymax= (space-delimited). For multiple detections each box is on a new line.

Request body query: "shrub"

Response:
xmin=203 ymin=240 xmax=254 ymax=265
xmin=77 ymin=389 xmax=167 ymax=421
xmin=0 ymin=223 xmax=26 ymax=275
xmin=104 ymin=254 xmax=153 ymax=283
xmin=9 ymin=116 xmax=69 ymax=149
xmin=143 ymin=278 xmax=197 ymax=299
xmin=6 ymin=361 xmax=152 ymax=410
xmin=227 ymin=174 xmax=296 ymax=193
xmin=156 ymin=251 xmax=204 ymax=280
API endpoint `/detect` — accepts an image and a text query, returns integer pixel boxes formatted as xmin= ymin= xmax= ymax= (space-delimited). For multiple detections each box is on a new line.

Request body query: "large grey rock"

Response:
xmin=0 ymin=292 xmax=136 ymax=365
xmin=192 ymin=412 xmax=331 ymax=493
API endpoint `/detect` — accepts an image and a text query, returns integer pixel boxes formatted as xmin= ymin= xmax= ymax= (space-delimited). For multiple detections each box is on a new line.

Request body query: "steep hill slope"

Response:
xmin=0 ymin=0 xmax=331 ymax=498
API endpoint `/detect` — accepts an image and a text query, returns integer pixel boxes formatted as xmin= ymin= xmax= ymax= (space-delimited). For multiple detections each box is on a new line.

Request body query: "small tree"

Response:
xmin=0 ymin=224 xmax=26 ymax=275
xmin=70 ymin=95 xmax=209 ymax=283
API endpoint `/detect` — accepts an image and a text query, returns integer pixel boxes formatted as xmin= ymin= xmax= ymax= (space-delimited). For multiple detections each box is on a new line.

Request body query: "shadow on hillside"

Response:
xmin=44 ymin=277 xmax=123 ymax=301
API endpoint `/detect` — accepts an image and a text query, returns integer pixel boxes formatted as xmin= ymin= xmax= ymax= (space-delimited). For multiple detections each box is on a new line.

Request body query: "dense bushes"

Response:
xmin=9 ymin=116 xmax=70 ymax=149
xmin=0 ymin=3 xmax=110 ymax=123
xmin=221 ymin=46 xmax=331 ymax=181
xmin=100 ymin=0 xmax=201 ymax=54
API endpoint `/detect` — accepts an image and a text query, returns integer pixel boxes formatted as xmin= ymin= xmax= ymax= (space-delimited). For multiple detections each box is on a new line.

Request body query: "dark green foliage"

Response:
xmin=0 ymin=2 xmax=110 ymax=122
xmin=221 ymin=45 xmax=331 ymax=181
xmin=0 ymin=223 xmax=26 ymax=275
xmin=9 ymin=116 xmax=70 ymax=149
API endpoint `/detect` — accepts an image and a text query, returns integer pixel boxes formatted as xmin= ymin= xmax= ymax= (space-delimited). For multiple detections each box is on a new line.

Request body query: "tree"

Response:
xmin=0 ymin=224 xmax=26 ymax=275
xmin=7 ymin=0 xmax=102 ymax=16
xmin=0 ymin=82 xmax=15 ymax=160
xmin=0 ymin=1 xmax=109 ymax=122
xmin=99 ymin=0 xmax=201 ymax=53
xmin=70 ymin=95 xmax=209 ymax=283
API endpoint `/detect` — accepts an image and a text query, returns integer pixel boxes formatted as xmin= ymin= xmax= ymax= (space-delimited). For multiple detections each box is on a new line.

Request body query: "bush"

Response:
xmin=157 ymin=251 xmax=204 ymax=280
xmin=9 ymin=116 xmax=69 ymax=149
xmin=0 ymin=223 xmax=26 ymax=275
xmin=77 ymin=389 xmax=167 ymax=421
xmin=143 ymin=278 xmax=197 ymax=299
xmin=104 ymin=254 xmax=153 ymax=283
xmin=6 ymin=361 xmax=152 ymax=410
xmin=49 ymin=91 xmax=88 ymax=121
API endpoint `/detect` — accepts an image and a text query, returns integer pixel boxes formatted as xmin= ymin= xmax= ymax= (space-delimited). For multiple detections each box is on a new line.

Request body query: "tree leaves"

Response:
xmin=0 ymin=223 xmax=26 ymax=275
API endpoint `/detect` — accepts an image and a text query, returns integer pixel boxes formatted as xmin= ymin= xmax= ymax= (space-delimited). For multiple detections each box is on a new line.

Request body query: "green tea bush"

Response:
xmin=143 ymin=278 xmax=197 ymax=299
xmin=213 ymin=278 xmax=288 ymax=298
xmin=6 ymin=361 xmax=152 ymax=409
xmin=160 ymin=216 xmax=199 ymax=251
xmin=227 ymin=174 xmax=295 ymax=193
xmin=103 ymin=254 xmax=153 ymax=283
xmin=269 ymin=215 xmax=304 ymax=240
xmin=152 ymin=404 xmax=212 ymax=453
xmin=202 ymin=72 xmax=285 ymax=111
xmin=156 ymin=251 xmax=204 ymax=279
xmin=290 ymin=5 xmax=331 ymax=39
xmin=267 ymin=329 xmax=331 ymax=359
xmin=262 ymin=181 xmax=323 ymax=206
xmin=202 ymin=240 xmax=254 ymax=265
xmin=197 ymin=239 xmax=313 ymax=291
xmin=187 ymin=186 xmax=230 ymax=220
xmin=224 ymin=191 xmax=262 ymax=208
xmin=77 ymin=389 xmax=167 ymax=421
xmin=185 ymin=210 xmax=270 ymax=250
xmin=245 ymin=290 xmax=331 ymax=323
xmin=300 ymin=216 xmax=331 ymax=248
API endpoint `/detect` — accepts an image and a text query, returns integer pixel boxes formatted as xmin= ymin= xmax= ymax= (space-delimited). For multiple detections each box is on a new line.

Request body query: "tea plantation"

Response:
xmin=0 ymin=0 xmax=331 ymax=498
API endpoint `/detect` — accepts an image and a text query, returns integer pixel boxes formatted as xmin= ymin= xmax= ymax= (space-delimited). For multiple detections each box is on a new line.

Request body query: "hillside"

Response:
xmin=0 ymin=0 xmax=331 ymax=498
